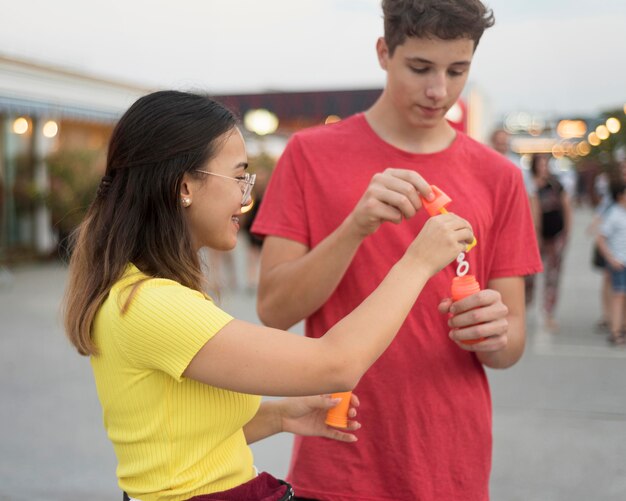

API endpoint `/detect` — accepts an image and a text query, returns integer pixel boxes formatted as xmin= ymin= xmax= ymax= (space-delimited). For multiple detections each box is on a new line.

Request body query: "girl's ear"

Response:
xmin=180 ymin=173 xmax=193 ymax=198
xmin=180 ymin=173 xmax=194 ymax=207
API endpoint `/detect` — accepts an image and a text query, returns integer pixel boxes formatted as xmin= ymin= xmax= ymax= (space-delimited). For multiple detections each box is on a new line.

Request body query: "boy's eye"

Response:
xmin=409 ymin=67 xmax=429 ymax=74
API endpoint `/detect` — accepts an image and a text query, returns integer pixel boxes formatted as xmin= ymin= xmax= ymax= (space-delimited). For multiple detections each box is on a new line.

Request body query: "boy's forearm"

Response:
xmin=258 ymin=217 xmax=365 ymax=329
xmin=477 ymin=312 xmax=525 ymax=369
xmin=478 ymin=277 xmax=526 ymax=369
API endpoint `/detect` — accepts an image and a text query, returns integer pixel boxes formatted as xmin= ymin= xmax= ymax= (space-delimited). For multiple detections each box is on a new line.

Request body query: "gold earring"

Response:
xmin=182 ymin=197 xmax=191 ymax=207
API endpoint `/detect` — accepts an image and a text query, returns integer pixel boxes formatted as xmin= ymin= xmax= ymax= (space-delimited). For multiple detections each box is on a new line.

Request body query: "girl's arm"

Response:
xmin=184 ymin=214 xmax=473 ymax=396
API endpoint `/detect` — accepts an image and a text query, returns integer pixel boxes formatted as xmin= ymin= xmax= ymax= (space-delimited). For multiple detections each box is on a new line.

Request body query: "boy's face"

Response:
xmin=377 ymin=36 xmax=474 ymax=129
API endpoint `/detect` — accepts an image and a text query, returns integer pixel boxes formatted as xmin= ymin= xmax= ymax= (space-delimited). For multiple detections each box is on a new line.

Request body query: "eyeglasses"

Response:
xmin=195 ymin=170 xmax=256 ymax=205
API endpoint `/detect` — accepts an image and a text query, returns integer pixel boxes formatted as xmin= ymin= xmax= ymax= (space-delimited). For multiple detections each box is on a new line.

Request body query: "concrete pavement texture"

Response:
xmin=1 ymin=206 xmax=624 ymax=501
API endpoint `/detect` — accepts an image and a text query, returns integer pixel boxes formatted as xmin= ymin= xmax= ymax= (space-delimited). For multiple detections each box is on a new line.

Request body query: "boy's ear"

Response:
xmin=376 ymin=37 xmax=390 ymax=71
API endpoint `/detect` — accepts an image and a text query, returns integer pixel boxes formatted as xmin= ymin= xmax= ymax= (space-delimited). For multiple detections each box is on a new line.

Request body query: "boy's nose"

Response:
xmin=425 ymin=74 xmax=447 ymax=101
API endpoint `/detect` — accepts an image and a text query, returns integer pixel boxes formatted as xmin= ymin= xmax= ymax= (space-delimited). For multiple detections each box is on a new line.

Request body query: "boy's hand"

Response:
xmin=438 ymin=289 xmax=509 ymax=350
xmin=346 ymin=168 xmax=434 ymax=238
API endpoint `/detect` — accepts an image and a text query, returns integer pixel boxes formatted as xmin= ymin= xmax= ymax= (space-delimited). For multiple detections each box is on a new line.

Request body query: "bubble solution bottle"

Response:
xmin=451 ymin=275 xmax=485 ymax=345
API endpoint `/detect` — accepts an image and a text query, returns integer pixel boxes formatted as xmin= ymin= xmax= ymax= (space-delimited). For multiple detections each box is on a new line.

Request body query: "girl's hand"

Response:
xmin=346 ymin=169 xmax=433 ymax=238
xmin=407 ymin=213 xmax=474 ymax=276
xmin=278 ymin=393 xmax=361 ymax=443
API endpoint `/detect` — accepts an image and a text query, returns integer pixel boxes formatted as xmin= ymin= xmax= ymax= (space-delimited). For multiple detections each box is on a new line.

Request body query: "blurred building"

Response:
xmin=0 ymin=55 xmax=147 ymax=259
xmin=0 ymin=55 xmax=480 ymax=261
xmin=214 ymin=88 xmax=383 ymax=133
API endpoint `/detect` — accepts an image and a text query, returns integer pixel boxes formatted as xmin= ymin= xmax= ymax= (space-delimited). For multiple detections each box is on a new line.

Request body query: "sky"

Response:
xmin=1 ymin=0 xmax=625 ymax=121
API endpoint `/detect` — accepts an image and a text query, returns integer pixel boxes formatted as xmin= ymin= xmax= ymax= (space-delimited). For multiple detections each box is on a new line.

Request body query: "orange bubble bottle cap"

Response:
xmin=420 ymin=185 xmax=452 ymax=216
xmin=325 ymin=391 xmax=352 ymax=429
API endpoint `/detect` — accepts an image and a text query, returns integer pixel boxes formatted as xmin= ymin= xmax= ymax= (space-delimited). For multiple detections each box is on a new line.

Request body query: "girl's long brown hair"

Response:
xmin=63 ymin=91 xmax=236 ymax=355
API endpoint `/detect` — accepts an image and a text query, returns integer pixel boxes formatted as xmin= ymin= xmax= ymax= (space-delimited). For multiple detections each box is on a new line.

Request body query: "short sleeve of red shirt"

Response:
xmin=252 ymin=136 xmax=310 ymax=246
xmin=488 ymin=167 xmax=543 ymax=279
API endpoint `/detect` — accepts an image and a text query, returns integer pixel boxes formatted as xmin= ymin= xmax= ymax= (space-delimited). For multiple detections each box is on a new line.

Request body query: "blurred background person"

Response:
xmin=589 ymin=169 xmax=614 ymax=332
xmin=589 ymin=162 xmax=626 ymax=334
xmin=596 ymin=179 xmax=626 ymax=346
xmin=490 ymin=128 xmax=516 ymax=162
xmin=490 ymin=127 xmax=535 ymax=196
xmin=525 ymin=153 xmax=573 ymax=331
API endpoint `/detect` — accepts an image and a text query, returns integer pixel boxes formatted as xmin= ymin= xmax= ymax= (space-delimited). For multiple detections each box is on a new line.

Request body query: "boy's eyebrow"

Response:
xmin=405 ymin=57 xmax=471 ymax=66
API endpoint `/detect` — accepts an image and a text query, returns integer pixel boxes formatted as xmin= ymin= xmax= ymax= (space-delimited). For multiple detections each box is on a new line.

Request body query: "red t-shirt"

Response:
xmin=252 ymin=114 xmax=542 ymax=501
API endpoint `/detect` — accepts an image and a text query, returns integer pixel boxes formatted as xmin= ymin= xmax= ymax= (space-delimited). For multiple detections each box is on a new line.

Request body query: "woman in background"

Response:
xmin=525 ymin=153 xmax=573 ymax=331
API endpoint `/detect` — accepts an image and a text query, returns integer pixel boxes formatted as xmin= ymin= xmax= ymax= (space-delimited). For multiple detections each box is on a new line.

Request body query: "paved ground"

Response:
xmin=1 ymin=206 xmax=625 ymax=501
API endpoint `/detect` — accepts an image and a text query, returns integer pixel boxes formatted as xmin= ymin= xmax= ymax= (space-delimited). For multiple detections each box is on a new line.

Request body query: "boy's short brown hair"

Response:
xmin=382 ymin=0 xmax=495 ymax=55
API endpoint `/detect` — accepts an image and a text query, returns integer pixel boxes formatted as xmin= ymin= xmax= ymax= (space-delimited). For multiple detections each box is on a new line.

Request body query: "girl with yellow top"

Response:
xmin=63 ymin=90 xmax=473 ymax=501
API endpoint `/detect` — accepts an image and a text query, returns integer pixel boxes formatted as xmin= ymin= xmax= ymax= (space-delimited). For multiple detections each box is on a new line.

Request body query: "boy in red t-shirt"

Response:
xmin=252 ymin=1 xmax=542 ymax=500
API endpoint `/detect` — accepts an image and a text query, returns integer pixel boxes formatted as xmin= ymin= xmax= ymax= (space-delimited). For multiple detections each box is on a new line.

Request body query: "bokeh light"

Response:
xmin=243 ymin=109 xmax=279 ymax=136
xmin=606 ymin=117 xmax=621 ymax=134
xmin=556 ymin=120 xmax=587 ymax=138
xmin=576 ymin=141 xmax=591 ymax=156
xmin=12 ymin=117 xmax=29 ymax=134
xmin=595 ymin=125 xmax=609 ymax=140
xmin=551 ymin=143 xmax=565 ymax=158
xmin=588 ymin=132 xmax=601 ymax=146
xmin=241 ymin=199 xmax=255 ymax=214
xmin=42 ymin=120 xmax=59 ymax=138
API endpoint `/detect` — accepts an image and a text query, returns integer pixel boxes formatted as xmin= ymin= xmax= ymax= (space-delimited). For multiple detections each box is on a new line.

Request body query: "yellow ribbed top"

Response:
xmin=91 ymin=264 xmax=261 ymax=501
